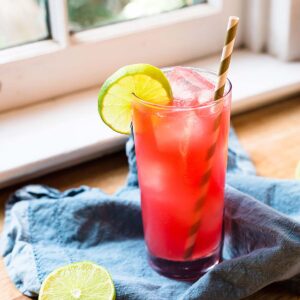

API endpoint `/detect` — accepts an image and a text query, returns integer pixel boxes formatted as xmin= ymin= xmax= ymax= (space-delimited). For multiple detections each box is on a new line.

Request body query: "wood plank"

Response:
xmin=232 ymin=97 xmax=300 ymax=179
xmin=1 ymin=96 xmax=300 ymax=300
xmin=0 ymin=258 xmax=30 ymax=300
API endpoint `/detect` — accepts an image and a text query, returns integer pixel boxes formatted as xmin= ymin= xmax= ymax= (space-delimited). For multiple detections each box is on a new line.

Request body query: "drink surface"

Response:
xmin=133 ymin=67 xmax=231 ymax=261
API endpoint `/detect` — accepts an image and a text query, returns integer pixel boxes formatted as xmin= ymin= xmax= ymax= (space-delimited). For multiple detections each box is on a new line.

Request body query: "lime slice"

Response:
xmin=98 ymin=64 xmax=173 ymax=134
xmin=38 ymin=261 xmax=116 ymax=300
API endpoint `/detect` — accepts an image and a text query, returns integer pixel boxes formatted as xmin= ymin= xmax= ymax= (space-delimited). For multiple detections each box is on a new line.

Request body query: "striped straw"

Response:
xmin=183 ymin=16 xmax=239 ymax=260
xmin=214 ymin=16 xmax=239 ymax=101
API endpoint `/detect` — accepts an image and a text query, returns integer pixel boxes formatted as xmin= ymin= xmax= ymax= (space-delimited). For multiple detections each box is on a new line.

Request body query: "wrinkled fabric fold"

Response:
xmin=1 ymin=128 xmax=300 ymax=299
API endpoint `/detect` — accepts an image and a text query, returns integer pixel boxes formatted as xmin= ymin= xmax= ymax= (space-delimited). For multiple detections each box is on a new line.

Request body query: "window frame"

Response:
xmin=243 ymin=0 xmax=300 ymax=61
xmin=267 ymin=0 xmax=300 ymax=61
xmin=0 ymin=0 xmax=243 ymax=112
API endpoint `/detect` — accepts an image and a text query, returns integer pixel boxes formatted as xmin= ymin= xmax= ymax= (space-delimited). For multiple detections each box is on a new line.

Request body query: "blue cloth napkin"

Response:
xmin=1 ymin=128 xmax=300 ymax=300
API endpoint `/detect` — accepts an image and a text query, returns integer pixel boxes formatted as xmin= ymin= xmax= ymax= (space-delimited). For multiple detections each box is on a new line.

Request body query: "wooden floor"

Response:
xmin=1 ymin=96 xmax=300 ymax=300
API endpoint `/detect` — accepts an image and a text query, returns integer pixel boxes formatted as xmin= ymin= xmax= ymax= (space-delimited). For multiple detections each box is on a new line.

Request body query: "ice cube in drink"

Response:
xmin=132 ymin=67 xmax=231 ymax=280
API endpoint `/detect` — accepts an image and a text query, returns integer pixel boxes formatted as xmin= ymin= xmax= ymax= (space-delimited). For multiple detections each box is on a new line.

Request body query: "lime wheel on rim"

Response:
xmin=98 ymin=64 xmax=173 ymax=134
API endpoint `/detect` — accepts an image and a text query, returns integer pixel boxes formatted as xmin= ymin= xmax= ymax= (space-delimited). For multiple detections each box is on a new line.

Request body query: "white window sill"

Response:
xmin=1 ymin=49 xmax=300 ymax=188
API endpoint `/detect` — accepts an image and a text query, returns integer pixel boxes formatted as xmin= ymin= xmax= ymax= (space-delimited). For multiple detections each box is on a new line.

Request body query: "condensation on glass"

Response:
xmin=0 ymin=0 xmax=49 ymax=50
xmin=68 ymin=0 xmax=207 ymax=32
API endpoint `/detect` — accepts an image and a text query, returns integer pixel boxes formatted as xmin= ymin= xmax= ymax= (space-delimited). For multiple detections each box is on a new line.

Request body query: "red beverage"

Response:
xmin=132 ymin=67 xmax=232 ymax=280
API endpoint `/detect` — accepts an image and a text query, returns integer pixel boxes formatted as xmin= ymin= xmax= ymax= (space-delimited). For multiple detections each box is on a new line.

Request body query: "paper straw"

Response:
xmin=183 ymin=16 xmax=239 ymax=260
xmin=214 ymin=16 xmax=239 ymax=100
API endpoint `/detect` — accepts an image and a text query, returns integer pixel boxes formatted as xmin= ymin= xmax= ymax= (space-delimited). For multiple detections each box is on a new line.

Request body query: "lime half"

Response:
xmin=39 ymin=261 xmax=116 ymax=300
xmin=98 ymin=64 xmax=173 ymax=134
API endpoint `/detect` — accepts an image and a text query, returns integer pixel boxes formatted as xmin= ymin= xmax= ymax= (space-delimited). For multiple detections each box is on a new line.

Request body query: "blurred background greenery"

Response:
xmin=0 ymin=0 xmax=205 ymax=49
xmin=68 ymin=0 xmax=205 ymax=31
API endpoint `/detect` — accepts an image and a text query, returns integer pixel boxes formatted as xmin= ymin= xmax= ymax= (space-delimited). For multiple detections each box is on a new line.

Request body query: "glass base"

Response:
xmin=148 ymin=249 xmax=220 ymax=281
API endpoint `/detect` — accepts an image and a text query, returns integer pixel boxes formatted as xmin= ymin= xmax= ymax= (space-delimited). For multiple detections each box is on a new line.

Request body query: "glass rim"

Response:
xmin=132 ymin=67 xmax=232 ymax=111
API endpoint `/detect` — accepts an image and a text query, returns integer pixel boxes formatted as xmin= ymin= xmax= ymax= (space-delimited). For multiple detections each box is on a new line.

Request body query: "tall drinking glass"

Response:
xmin=132 ymin=68 xmax=232 ymax=280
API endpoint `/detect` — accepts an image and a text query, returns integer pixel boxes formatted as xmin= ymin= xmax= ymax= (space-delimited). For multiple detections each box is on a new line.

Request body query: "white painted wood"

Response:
xmin=286 ymin=0 xmax=300 ymax=60
xmin=243 ymin=0 xmax=269 ymax=53
xmin=0 ymin=0 xmax=243 ymax=112
xmin=1 ymin=49 xmax=300 ymax=188
xmin=48 ymin=0 xmax=70 ymax=46
xmin=0 ymin=40 xmax=60 ymax=64
xmin=268 ymin=0 xmax=291 ymax=60
xmin=0 ymin=88 xmax=127 ymax=187
xmin=268 ymin=0 xmax=300 ymax=61
xmin=243 ymin=0 xmax=300 ymax=61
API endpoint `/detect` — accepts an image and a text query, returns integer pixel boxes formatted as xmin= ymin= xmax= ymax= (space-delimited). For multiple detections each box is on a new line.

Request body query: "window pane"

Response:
xmin=68 ymin=0 xmax=206 ymax=32
xmin=0 ymin=0 xmax=49 ymax=50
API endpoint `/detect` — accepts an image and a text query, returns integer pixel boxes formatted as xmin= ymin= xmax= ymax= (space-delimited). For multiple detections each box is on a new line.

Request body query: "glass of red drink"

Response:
xmin=132 ymin=67 xmax=232 ymax=280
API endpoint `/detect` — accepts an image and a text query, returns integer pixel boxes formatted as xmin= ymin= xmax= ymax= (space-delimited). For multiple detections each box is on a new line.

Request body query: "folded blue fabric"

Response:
xmin=1 ymin=128 xmax=300 ymax=299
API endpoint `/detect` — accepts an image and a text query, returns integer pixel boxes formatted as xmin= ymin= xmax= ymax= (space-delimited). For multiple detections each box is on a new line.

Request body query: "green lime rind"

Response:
xmin=39 ymin=261 xmax=116 ymax=300
xmin=98 ymin=64 xmax=173 ymax=135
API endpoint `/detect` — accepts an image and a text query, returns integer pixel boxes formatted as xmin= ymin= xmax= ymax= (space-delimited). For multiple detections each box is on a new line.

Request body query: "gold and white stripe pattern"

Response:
xmin=214 ymin=16 xmax=239 ymax=101
xmin=184 ymin=16 xmax=239 ymax=260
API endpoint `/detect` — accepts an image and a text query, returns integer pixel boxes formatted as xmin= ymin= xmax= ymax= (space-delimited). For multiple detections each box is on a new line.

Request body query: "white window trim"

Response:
xmin=0 ymin=0 xmax=243 ymax=112
xmin=268 ymin=0 xmax=300 ymax=61
xmin=244 ymin=0 xmax=300 ymax=61
xmin=1 ymin=49 xmax=300 ymax=188
xmin=48 ymin=0 xmax=69 ymax=46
